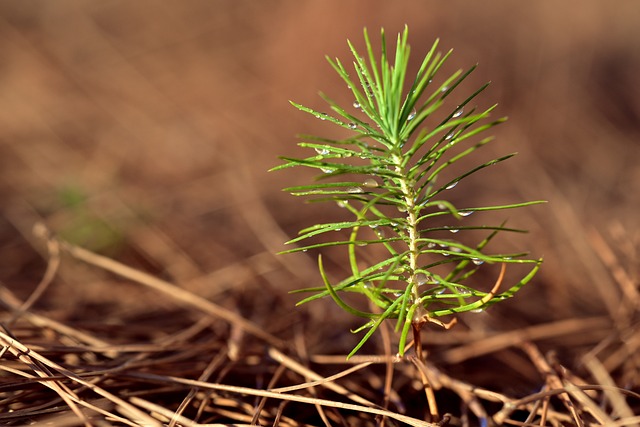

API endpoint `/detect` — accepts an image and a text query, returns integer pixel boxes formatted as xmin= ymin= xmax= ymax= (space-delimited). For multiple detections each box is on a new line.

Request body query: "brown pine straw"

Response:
xmin=119 ymin=371 xmax=440 ymax=427
xmin=6 ymin=223 xmax=61 ymax=326
xmin=58 ymin=237 xmax=285 ymax=350
xmin=583 ymin=355 xmax=636 ymax=422
xmin=0 ymin=330 xmax=162 ymax=426
xmin=1 ymin=228 xmax=638 ymax=426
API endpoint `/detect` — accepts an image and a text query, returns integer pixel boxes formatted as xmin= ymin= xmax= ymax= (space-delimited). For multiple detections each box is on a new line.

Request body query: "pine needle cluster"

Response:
xmin=273 ymin=27 xmax=543 ymax=358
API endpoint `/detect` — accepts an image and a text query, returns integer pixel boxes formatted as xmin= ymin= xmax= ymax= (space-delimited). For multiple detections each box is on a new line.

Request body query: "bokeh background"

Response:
xmin=1 ymin=1 xmax=638 ymax=362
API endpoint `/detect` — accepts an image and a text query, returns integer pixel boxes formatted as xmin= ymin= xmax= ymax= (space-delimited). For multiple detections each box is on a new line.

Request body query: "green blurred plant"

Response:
xmin=55 ymin=184 xmax=124 ymax=255
xmin=273 ymin=27 xmax=543 ymax=359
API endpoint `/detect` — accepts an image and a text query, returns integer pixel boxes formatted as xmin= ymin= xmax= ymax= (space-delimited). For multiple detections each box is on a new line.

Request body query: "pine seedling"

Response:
xmin=273 ymin=27 xmax=543 ymax=359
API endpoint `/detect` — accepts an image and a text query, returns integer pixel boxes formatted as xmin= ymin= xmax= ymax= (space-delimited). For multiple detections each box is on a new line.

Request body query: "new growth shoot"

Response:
xmin=273 ymin=27 xmax=543 ymax=359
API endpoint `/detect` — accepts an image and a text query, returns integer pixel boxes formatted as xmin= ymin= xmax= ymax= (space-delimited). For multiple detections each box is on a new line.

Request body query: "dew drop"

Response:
xmin=472 ymin=258 xmax=485 ymax=265
xmin=353 ymin=101 xmax=361 ymax=109
xmin=346 ymin=186 xmax=364 ymax=194
xmin=407 ymin=109 xmax=417 ymax=121
xmin=470 ymin=308 xmax=484 ymax=314
xmin=437 ymin=203 xmax=446 ymax=210
xmin=363 ymin=82 xmax=374 ymax=97
xmin=441 ymin=85 xmax=449 ymax=93
xmin=363 ymin=178 xmax=378 ymax=188
xmin=314 ymin=147 xmax=330 ymax=155
xmin=393 ymin=291 xmax=404 ymax=298
xmin=427 ymin=242 xmax=436 ymax=249
xmin=335 ymin=228 xmax=342 ymax=232
xmin=319 ymin=113 xmax=328 ymax=120
xmin=364 ymin=282 xmax=374 ymax=289
xmin=445 ymin=181 xmax=458 ymax=190
xmin=459 ymin=210 xmax=474 ymax=217
xmin=348 ymin=122 xmax=358 ymax=130
xmin=321 ymin=167 xmax=334 ymax=173
xmin=454 ymin=286 xmax=470 ymax=295
xmin=337 ymin=200 xmax=349 ymax=208
xmin=445 ymin=130 xmax=455 ymax=140
xmin=415 ymin=273 xmax=428 ymax=286
xmin=450 ymin=246 xmax=462 ymax=253
xmin=448 ymin=228 xmax=460 ymax=234
xmin=452 ymin=107 xmax=464 ymax=118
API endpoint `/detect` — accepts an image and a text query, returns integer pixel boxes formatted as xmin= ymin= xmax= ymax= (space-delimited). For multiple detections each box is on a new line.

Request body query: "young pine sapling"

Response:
xmin=273 ymin=27 xmax=543 ymax=359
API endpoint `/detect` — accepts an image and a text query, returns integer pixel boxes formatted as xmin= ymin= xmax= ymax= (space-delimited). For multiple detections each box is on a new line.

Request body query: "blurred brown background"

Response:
xmin=0 ymin=1 xmax=638 ymax=339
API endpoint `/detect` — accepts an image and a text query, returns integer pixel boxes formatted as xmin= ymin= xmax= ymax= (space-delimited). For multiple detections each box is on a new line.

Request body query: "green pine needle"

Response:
xmin=273 ymin=26 xmax=544 ymax=358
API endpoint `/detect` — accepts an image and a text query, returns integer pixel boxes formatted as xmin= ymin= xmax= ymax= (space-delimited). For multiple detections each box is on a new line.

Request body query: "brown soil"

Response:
xmin=0 ymin=2 xmax=638 ymax=426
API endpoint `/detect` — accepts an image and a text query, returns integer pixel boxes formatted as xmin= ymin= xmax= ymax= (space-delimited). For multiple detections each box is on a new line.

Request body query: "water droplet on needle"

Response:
xmin=363 ymin=178 xmax=378 ymax=188
xmin=415 ymin=273 xmax=428 ymax=286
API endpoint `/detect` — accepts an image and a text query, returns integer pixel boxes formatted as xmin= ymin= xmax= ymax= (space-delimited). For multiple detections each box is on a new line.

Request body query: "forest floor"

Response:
xmin=0 ymin=2 xmax=638 ymax=426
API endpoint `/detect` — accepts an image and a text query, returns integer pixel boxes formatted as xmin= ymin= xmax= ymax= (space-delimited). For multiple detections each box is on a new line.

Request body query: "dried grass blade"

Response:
xmin=59 ymin=240 xmax=285 ymax=348
xmin=0 ymin=286 xmax=116 ymax=354
xmin=0 ymin=330 xmax=162 ymax=426
xmin=130 ymin=371 xmax=438 ymax=427
xmin=7 ymin=224 xmax=60 ymax=325
xmin=583 ymin=356 xmax=637 ymax=425
xmin=442 ymin=316 xmax=609 ymax=364
xmin=268 ymin=347 xmax=375 ymax=407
